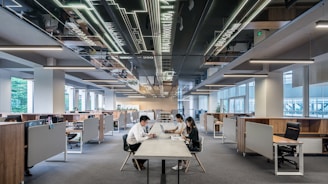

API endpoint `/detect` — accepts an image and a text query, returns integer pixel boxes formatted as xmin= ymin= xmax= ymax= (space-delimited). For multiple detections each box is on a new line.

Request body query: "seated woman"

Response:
xmin=184 ymin=117 xmax=200 ymax=151
xmin=165 ymin=113 xmax=187 ymax=136
xmin=172 ymin=116 xmax=199 ymax=170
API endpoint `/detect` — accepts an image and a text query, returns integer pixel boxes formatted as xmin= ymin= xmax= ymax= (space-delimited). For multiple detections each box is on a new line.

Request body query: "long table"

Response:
xmin=134 ymin=123 xmax=192 ymax=184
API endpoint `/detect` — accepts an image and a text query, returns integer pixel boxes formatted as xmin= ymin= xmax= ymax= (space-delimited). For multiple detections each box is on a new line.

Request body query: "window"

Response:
xmin=11 ymin=77 xmax=28 ymax=113
xmin=283 ymin=71 xmax=303 ymax=116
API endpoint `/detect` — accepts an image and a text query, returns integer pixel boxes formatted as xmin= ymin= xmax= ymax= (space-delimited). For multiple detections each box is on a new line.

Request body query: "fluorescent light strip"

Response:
xmin=249 ymin=59 xmax=314 ymax=64
xmin=213 ymin=0 xmax=271 ymax=56
xmin=223 ymin=74 xmax=268 ymax=78
xmin=44 ymin=66 xmax=95 ymax=69
xmin=99 ymin=85 xmax=126 ymax=87
xmin=114 ymin=89 xmax=134 ymax=92
xmin=0 ymin=45 xmax=62 ymax=51
xmin=205 ymin=84 xmax=235 ymax=87
xmin=204 ymin=62 xmax=229 ymax=65
xmin=127 ymin=96 xmax=146 ymax=98
xmin=83 ymin=79 xmax=118 ymax=82
xmin=196 ymin=89 xmax=219 ymax=92
xmin=204 ymin=0 xmax=248 ymax=55
xmin=316 ymin=20 xmax=328 ymax=28
xmin=191 ymin=92 xmax=210 ymax=95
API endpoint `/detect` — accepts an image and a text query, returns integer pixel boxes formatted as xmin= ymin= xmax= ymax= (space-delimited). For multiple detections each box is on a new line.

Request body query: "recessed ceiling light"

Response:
xmin=44 ymin=66 xmax=95 ymax=70
xmin=205 ymin=84 xmax=235 ymax=87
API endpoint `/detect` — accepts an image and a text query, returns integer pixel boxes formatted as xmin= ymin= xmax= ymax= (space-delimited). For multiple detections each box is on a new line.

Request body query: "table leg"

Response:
xmin=147 ymin=160 xmax=149 ymax=184
xmin=178 ymin=160 xmax=180 ymax=184
xmin=160 ymin=160 xmax=166 ymax=184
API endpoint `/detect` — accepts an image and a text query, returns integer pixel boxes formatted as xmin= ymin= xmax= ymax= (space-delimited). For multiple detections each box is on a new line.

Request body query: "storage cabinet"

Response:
xmin=0 ymin=122 xmax=24 ymax=184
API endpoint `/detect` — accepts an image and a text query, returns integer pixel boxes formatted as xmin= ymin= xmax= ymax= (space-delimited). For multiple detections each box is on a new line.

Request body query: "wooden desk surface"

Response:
xmin=273 ymin=135 xmax=301 ymax=144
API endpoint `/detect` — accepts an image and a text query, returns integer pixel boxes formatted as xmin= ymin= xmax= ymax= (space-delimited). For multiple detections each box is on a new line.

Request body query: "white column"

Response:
xmin=85 ymin=90 xmax=91 ymax=110
xmin=208 ymin=91 xmax=218 ymax=113
xmin=33 ymin=68 xmax=65 ymax=113
xmin=0 ymin=69 xmax=11 ymax=112
xmin=73 ymin=89 xmax=79 ymax=111
xmin=27 ymin=80 xmax=34 ymax=113
xmin=255 ymin=73 xmax=283 ymax=117
xmin=104 ymin=89 xmax=115 ymax=110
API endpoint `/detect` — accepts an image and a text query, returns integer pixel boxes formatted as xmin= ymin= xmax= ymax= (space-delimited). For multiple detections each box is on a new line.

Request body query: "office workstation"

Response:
xmin=2 ymin=0 xmax=328 ymax=183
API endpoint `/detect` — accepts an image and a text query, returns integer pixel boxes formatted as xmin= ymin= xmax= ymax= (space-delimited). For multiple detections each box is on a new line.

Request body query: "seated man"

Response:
xmin=127 ymin=115 xmax=155 ymax=170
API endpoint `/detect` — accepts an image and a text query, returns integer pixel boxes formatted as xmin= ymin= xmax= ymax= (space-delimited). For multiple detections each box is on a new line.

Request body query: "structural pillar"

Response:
xmin=303 ymin=66 xmax=310 ymax=117
xmin=255 ymin=72 xmax=283 ymax=117
xmin=104 ymin=89 xmax=115 ymax=110
xmin=33 ymin=68 xmax=65 ymax=113
xmin=0 ymin=69 xmax=11 ymax=112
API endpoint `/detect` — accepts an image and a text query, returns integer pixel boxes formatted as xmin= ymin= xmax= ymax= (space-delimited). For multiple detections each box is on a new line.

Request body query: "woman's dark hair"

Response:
xmin=175 ymin=113 xmax=184 ymax=120
xmin=185 ymin=116 xmax=197 ymax=133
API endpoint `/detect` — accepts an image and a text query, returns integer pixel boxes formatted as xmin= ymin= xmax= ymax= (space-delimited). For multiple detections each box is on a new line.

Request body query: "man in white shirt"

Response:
xmin=127 ymin=115 xmax=155 ymax=170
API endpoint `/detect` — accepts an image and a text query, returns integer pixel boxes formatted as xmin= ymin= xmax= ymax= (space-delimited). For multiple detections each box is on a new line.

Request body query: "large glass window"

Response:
xmin=283 ymin=71 xmax=303 ymax=116
xmin=309 ymin=84 xmax=328 ymax=117
xmin=11 ymin=77 xmax=28 ymax=113
xmin=248 ymin=81 xmax=255 ymax=113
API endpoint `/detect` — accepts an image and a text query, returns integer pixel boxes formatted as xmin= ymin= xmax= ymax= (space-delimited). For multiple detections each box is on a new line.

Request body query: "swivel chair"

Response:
xmin=120 ymin=134 xmax=141 ymax=171
xmin=185 ymin=136 xmax=206 ymax=173
xmin=278 ymin=122 xmax=300 ymax=169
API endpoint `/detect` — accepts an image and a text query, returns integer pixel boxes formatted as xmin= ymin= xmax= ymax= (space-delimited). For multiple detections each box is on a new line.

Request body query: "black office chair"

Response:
xmin=67 ymin=133 xmax=80 ymax=149
xmin=120 ymin=134 xmax=141 ymax=171
xmin=278 ymin=122 xmax=300 ymax=169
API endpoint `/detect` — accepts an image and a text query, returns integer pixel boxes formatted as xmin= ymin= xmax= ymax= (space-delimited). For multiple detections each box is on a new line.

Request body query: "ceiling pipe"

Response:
xmin=146 ymin=0 xmax=164 ymax=96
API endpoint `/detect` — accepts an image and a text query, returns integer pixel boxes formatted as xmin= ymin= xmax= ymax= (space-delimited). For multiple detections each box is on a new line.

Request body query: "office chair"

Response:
xmin=185 ymin=136 xmax=206 ymax=173
xmin=120 ymin=134 xmax=141 ymax=171
xmin=67 ymin=133 xmax=80 ymax=149
xmin=278 ymin=122 xmax=300 ymax=169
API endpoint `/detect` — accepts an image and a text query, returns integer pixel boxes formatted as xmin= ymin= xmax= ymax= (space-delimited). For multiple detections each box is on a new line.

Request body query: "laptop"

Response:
xmin=160 ymin=124 xmax=165 ymax=133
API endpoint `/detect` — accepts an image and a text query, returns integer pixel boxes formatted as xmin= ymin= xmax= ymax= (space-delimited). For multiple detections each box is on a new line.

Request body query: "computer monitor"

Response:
xmin=5 ymin=115 xmax=22 ymax=122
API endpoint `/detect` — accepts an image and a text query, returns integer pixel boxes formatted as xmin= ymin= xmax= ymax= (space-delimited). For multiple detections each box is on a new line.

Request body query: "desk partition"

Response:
xmin=27 ymin=122 xmax=66 ymax=167
xmin=245 ymin=121 xmax=273 ymax=160
xmin=104 ymin=115 xmax=114 ymax=135
xmin=222 ymin=118 xmax=237 ymax=143
xmin=82 ymin=118 xmax=100 ymax=143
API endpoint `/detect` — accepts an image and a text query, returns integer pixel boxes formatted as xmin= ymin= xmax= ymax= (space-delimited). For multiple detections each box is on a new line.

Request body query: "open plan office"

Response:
xmin=1 ymin=0 xmax=328 ymax=184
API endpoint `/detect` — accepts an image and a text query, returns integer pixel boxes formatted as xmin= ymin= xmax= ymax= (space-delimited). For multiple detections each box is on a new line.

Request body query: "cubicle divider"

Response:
xmin=82 ymin=118 xmax=100 ymax=144
xmin=104 ymin=115 xmax=114 ymax=136
xmin=245 ymin=122 xmax=273 ymax=159
xmin=222 ymin=118 xmax=237 ymax=143
xmin=206 ymin=115 xmax=214 ymax=134
xmin=27 ymin=122 xmax=66 ymax=168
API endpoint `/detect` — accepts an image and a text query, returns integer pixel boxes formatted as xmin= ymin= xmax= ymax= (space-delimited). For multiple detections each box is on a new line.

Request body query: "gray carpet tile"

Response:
xmin=24 ymin=126 xmax=328 ymax=184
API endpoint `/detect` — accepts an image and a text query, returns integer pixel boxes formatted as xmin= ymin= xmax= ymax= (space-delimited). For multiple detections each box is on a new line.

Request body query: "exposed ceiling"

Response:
xmin=0 ymin=0 xmax=326 ymax=98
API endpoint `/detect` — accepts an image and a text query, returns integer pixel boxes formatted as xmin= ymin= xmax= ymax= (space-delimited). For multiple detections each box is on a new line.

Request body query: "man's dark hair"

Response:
xmin=140 ymin=115 xmax=150 ymax=122
xmin=175 ymin=113 xmax=184 ymax=120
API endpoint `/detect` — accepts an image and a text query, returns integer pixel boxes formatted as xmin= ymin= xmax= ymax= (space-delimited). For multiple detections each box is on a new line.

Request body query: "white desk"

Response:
xmin=134 ymin=123 xmax=192 ymax=184
xmin=273 ymin=135 xmax=304 ymax=176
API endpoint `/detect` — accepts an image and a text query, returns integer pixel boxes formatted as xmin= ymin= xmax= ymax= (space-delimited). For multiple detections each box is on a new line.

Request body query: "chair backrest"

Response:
xmin=122 ymin=134 xmax=129 ymax=151
xmin=284 ymin=122 xmax=300 ymax=140
xmin=198 ymin=136 xmax=204 ymax=152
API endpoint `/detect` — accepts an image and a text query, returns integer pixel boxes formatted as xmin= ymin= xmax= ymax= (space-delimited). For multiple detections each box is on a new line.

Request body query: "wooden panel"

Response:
xmin=0 ymin=122 xmax=24 ymax=184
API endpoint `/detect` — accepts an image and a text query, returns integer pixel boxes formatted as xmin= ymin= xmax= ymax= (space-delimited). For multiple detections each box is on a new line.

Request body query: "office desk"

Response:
xmin=245 ymin=122 xmax=304 ymax=176
xmin=273 ymin=135 xmax=304 ymax=176
xmin=134 ymin=123 xmax=192 ymax=184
